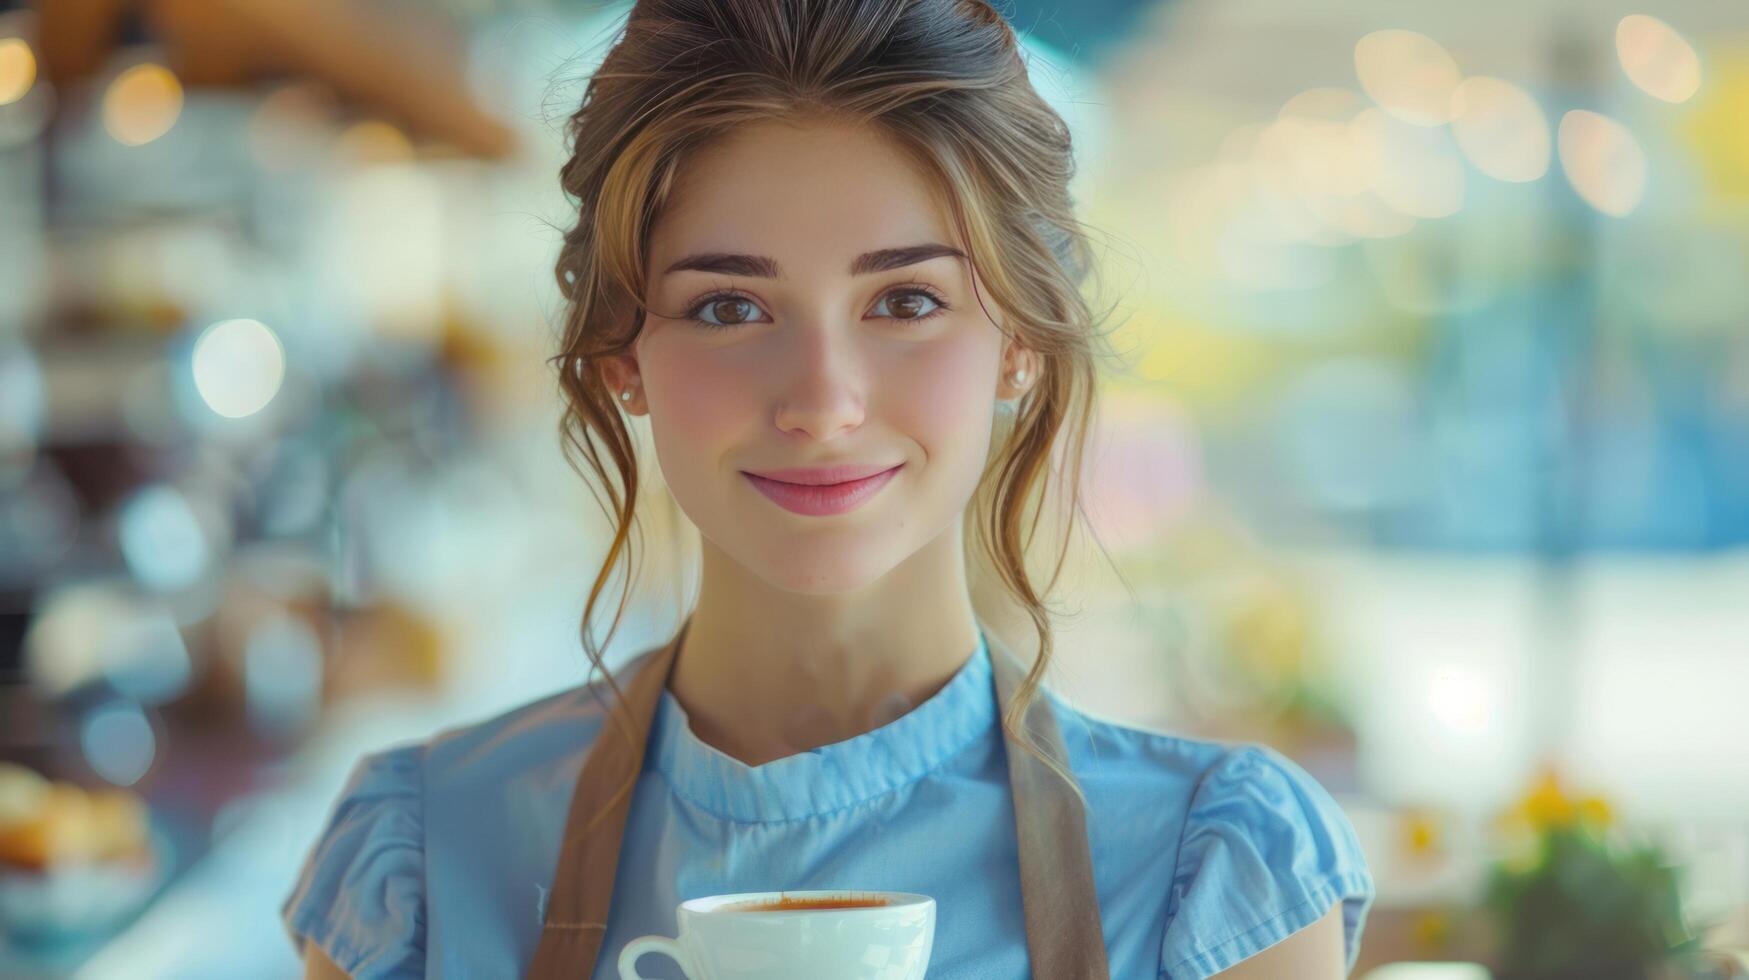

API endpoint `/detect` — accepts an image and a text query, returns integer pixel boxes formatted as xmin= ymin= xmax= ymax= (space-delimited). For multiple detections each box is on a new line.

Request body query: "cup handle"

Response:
xmin=618 ymin=934 xmax=694 ymax=979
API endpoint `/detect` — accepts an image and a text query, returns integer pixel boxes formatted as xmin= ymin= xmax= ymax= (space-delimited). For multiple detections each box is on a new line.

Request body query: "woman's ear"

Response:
xmin=997 ymin=346 xmax=1039 ymax=401
xmin=599 ymin=353 xmax=646 ymax=414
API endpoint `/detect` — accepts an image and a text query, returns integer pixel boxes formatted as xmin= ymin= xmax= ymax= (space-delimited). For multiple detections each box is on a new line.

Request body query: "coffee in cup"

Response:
xmin=617 ymin=889 xmax=935 ymax=980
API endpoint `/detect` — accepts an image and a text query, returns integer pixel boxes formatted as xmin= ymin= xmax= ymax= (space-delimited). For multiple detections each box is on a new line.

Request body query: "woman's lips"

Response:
xmin=742 ymin=464 xmax=904 ymax=516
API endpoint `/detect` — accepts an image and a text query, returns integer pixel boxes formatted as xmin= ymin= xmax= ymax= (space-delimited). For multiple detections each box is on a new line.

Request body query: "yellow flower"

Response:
xmin=1401 ymin=809 xmax=1442 ymax=858
xmin=1577 ymin=795 xmax=1613 ymax=829
xmin=1518 ymin=769 xmax=1576 ymax=829
xmin=1495 ymin=767 xmax=1617 ymax=849
xmin=1412 ymin=910 xmax=1451 ymax=951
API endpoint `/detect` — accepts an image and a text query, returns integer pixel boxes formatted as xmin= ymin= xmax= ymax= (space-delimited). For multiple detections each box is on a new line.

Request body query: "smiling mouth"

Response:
xmin=741 ymin=464 xmax=904 ymax=516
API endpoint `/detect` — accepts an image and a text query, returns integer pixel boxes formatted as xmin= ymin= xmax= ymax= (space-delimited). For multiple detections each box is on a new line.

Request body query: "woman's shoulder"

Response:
xmin=1047 ymin=692 xmax=1353 ymax=811
xmin=1046 ymin=698 xmax=1375 ymax=978
xmin=280 ymin=646 xmax=668 ymax=975
xmin=1045 ymin=691 xmax=1237 ymax=790
xmin=281 ymin=742 xmax=429 ymax=976
xmin=1157 ymin=734 xmax=1375 ymax=977
xmin=1052 ymin=695 xmax=1370 ymax=884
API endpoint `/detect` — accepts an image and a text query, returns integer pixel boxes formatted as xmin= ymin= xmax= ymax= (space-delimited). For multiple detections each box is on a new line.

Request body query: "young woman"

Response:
xmin=284 ymin=1 xmax=1374 ymax=977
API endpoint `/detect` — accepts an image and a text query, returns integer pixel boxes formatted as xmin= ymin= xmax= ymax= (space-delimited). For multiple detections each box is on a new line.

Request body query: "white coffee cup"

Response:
xmin=617 ymin=889 xmax=935 ymax=980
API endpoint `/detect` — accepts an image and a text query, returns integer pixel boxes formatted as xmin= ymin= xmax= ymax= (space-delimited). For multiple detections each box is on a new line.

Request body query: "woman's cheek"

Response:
xmin=888 ymin=334 xmax=999 ymax=444
xmin=645 ymin=349 xmax=750 ymax=488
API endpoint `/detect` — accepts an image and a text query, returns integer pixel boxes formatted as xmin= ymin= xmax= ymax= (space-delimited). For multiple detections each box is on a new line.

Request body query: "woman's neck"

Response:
xmin=664 ymin=539 xmax=983 ymax=768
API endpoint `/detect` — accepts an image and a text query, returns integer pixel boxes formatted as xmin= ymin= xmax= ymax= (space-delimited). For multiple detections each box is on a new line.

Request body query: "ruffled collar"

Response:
xmin=647 ymin=630 xmax=994 ymax=823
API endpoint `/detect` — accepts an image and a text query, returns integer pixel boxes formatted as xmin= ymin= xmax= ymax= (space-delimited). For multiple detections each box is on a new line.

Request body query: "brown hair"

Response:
xmin=546 ymin=0 xmax=1123 ymax=824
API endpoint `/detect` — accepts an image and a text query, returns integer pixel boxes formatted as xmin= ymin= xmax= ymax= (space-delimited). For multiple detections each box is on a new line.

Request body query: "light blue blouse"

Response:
xmin=281 ymin=631 xmax=1374 ymax=979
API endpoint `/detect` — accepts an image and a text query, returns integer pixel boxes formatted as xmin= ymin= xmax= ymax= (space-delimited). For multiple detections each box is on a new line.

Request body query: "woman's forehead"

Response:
xmin=648 ymin=120 xmax=957 ymax=275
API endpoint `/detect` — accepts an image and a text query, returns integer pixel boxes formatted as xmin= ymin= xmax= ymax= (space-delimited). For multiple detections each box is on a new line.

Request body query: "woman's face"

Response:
xmin=609 ymin=117 xmax=1034 ymax=594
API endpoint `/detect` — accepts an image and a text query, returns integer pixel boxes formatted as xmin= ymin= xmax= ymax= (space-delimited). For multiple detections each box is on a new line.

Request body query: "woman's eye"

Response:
xmin=686 ymin=296 xmax=767 ymax=328
xmin=874 ymin=288 xmax=946 ymax=321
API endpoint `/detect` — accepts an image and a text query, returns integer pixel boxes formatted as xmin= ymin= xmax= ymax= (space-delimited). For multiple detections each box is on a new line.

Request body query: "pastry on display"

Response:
xmin=0 ymin=763 xmax=151 ymax=873
xmin=0 ymin=761 xmax=166 ymax=940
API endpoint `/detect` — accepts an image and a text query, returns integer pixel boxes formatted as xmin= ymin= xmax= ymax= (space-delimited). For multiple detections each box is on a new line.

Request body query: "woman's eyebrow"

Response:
xmin=661 ymin=242 xmax=966 ymax=279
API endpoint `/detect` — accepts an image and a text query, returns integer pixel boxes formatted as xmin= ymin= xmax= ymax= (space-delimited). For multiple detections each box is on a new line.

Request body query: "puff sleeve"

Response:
xmin=280 ymin=745 xmax=427 ymax=980
xmin=1159 ymin=745 xmax=1375 ymax=979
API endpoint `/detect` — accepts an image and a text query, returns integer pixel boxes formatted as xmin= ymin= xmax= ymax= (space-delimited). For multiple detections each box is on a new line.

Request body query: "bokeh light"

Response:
xmin=1246 ymin=123 xmax=1346 ymax=245
xmin=1558 ymin=109 xmax=1649 ymax=216
xmin=324 ymin=168 xmax=446 ymax=344
xmin=247 ymin=83 xmax=339 ymax=171
xmin=1248 ymin=91 xmax=1418 ymax=243
xmin=1354 ymin=29 xmax=1463 ymax=126
xmin=81 ymin=701 xmax=157 ymax=786
xmin=101 ymin=63 xmax=184 ymax=146
xmin=243 ymin=613 xmax=324 ymax=737
xmin=0 ymin=36 xmax=34 ymax=106
xmin=1353 ymin=108 xmax=1466 ymax=218
xmin=25 ymin=584 xmax=133 ymax=697
xmin=191 ymin=318 xmax=286 ymax=419
xmin=1427 ymin=663 xmax=1497 ymax=736
xmin=1450 ymin=76 xmax=1551 ymax=182
xmin=332 ymin=119 xmax=416 ymax=166
xmin=1275 ymin=89 xmax=1372 ymax=199
xmin=1324 ymin=195 xmax=1418 ymax=240
xmin=105 ymin=609 xmax=194 ymax=706
xmin=119 ymin=485 xmax=210 ymax=592
xmin=1616 ymin=15 xmax=1702 ymax=104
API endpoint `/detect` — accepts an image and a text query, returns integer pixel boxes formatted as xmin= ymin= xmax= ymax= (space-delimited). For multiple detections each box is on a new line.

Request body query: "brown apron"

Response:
xmin=527 ymin=617 xmax=1111 ymax=979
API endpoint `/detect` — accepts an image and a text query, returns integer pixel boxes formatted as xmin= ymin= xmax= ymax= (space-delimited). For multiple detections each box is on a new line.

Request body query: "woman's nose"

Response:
xmin=770 ymin=326 xmax=870 ymax=441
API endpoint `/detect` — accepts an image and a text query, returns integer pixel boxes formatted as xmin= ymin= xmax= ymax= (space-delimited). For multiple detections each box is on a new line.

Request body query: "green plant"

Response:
xmin=1483 ymin=772 xmax=1703 ymax=980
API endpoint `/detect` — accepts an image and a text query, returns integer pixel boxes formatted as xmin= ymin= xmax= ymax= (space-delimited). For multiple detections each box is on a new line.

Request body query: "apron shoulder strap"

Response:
xmin=527 ymin=626 xmax=685 ymax=979
xmin=985 ymin=628 xmax=1112 ymax=979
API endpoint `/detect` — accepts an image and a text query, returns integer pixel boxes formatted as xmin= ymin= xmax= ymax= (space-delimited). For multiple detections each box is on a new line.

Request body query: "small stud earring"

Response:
xmin=620 ymin=389 xmax=634 ymax=402
xmin=1012 ymin=369 xmax=1027 ymax=385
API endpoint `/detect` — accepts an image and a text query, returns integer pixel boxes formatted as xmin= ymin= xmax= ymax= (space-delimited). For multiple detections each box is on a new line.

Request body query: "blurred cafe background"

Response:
xmin=0 ymin=0 xmax=1746 ymax=977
